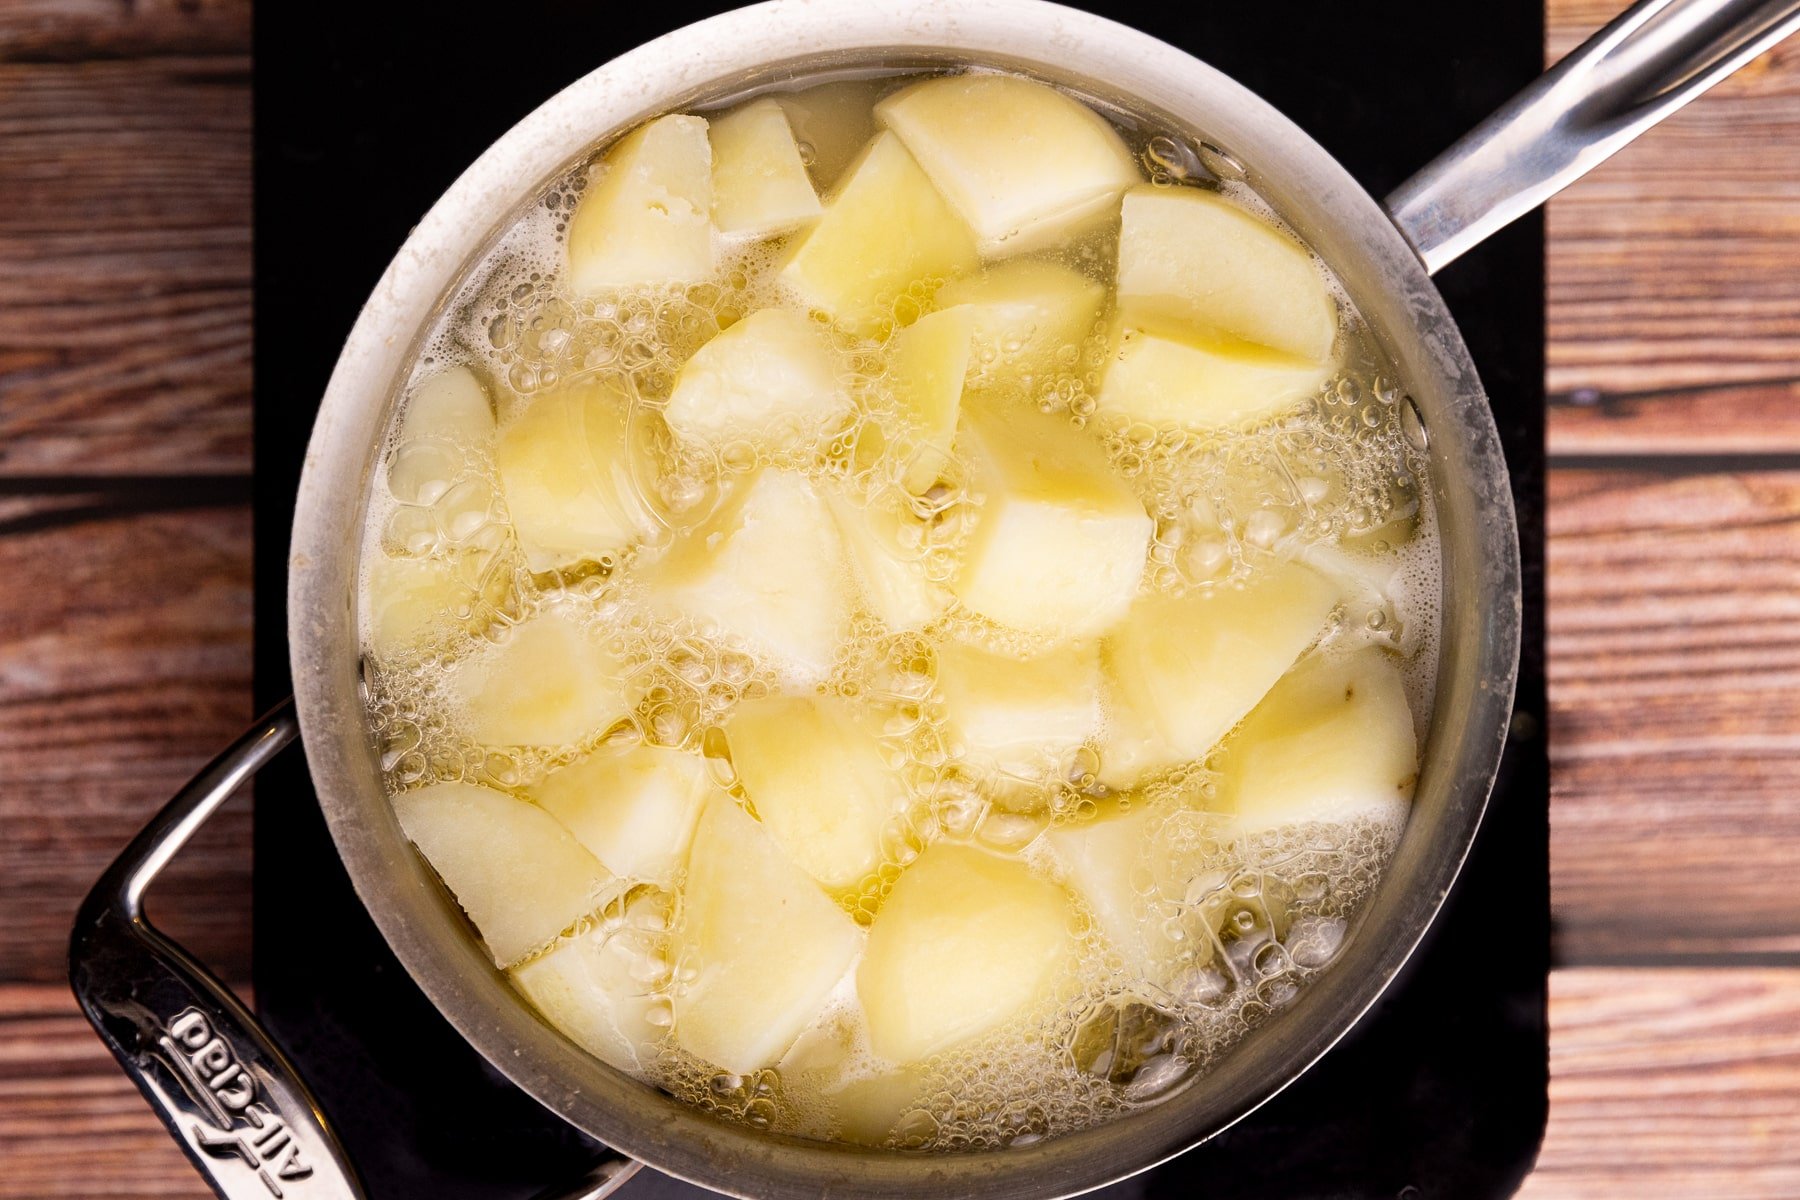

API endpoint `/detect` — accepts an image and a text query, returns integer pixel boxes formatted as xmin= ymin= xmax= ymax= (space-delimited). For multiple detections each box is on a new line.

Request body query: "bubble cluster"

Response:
xmin=355 ymin=68 xmax=1444 ymax=1156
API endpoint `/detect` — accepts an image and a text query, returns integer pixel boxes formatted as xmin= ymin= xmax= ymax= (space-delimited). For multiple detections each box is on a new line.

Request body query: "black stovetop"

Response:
xmin=253 ymin=3 xmax=1548 ymax=1196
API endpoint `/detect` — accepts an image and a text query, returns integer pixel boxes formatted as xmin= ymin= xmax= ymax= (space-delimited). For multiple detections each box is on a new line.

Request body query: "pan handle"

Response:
xmin=1384 ymin=0 xmax=1800 ymax=274
xmin=68 ymin=698 xmax=641 ymax=1200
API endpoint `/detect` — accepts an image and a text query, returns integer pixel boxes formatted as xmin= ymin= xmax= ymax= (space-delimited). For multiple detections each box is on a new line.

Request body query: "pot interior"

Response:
xmin=289 ymin=4 xmax=1519 ymax=1196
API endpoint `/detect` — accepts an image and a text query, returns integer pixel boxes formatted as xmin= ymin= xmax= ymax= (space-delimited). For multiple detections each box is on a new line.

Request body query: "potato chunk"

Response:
xmin=365 ymin=553 xmax=486 ymax=661
xmin=951 ymin=409 xmax=1152 ymax=640
xmin=710 ymin=98 xmax=822 ymax=238
xmin=449 ymin=609 xmax=634 ymax=748
xmin=876 ymin=74 xmax=1138 ymax=257
xmin=935 ymin=259 xmax=1105 ymax=384
xmin=888 ymin=305 xmax=974 ymax=492
xmin=778 ymin=132 xmax=978 ymax=336
xmin=1046 ymin=799 xmax=1184 ymax=980
xmin=858 ymin=844 xmax=1074 ymax=1063
xmin=642 ymin=470 xmax=851 ymax=684
xmin=398 ymin=366 xmax=496 ymax=449
xmin=935 ymin=639 xmax=1101 ymax=778
xmin=386 ymin=369 xmax=496 ymax=512
xmin=726 ymin=696 xmax=905 ymax=892
xmin=1047 ymin=799 xmax=1274 ymax=988
xmin=1099 ymin=563 xmax=1338 ymax=787
xmin=664 ymin=308 xmax=849 ymax=453
xmin=567 ymin=114 xmax=714 ymax=293
xmin=394 ymin=781 xmax=610 ymax=967
xmin=531 ymin=742 xmax=713 ymax=885
xmin=826 ymin=491 xmax=951 ymax=632
xmin=494 ymin=382 xmax=662 ymax=573
xmin=512 ymin=916 xmax=670 ymax=1073
xmin=1216 ymin=647 xmax=1417 ymax=835
xmin=1116 ymin=187 xmax=1335 ymax=361
xmin=1096 ymin=324 xmax=1331 ymax=429
xmin=827 ymin=1067 xmax=931 ymax=1146
xmin=673 ymin=798 xmax=863 ymax=1074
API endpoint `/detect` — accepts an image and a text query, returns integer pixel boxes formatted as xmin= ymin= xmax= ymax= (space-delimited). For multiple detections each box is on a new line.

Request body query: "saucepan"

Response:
xmin=70 ymin=0 xmax=1799 ymax=1197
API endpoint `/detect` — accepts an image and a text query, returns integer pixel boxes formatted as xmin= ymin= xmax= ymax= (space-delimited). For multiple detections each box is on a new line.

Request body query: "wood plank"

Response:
xmin=0 ymin=56 xmax=251 ymax=476
xmin=1550 ymin=379 xmax=1800 ymax=458
xmin=0 ymin=504 xmax=253 ymax=984
xmin=1549 ymin=468 xmax=1800 ymax=962
xmin=1545 ymin=3 xmax=1800 ymax=453
xmin=1519 ymin=967 xmax=1800 ymax=1198
xmin=0 ymin=984 xmax=234 ymax=1199
xmin=0 ymin=0 xmax=248 ymax=62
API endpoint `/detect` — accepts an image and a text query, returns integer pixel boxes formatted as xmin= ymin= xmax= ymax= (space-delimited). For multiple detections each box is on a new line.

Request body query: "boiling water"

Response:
xmin=357 ymin=67 xmax=1442 ymax=1151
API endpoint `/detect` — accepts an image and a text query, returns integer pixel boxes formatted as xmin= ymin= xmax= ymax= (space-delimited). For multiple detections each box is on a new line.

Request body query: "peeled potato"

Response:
xmin=365 ymin=553 xmax=485 ymax=661
xmin=1091 ymin=685 xmax=1170 ymax=795
xmin=642 ymin=469 xmax=851 ymax=685
xmin=710 ymin=97 xmax=823 ymax=238
xmin=1215 ymin=647 xmax=1418 ymax=835
xmin=888 ymin=304 xmax=974 ymax=492
xmin=951 ymin=408 xmax=1152 ymax=641
xmin=673 ymin=798 xmax=863 ymax=1075
xmin=726 ymin=695 xmax=904 ymax=892
xmin=531 ymin=742 xmax=713 ymax=885
xmin=494 ymin=381 xmax=662 ymax=574
xmin=567 ymin=114 xmax=714 ymax=293
xmin=386 ymin=369 xmax=497 ymax=510
xmin=876 ymin=74 xmax=1139 ymax=257
xmin=935 ymin=639 xmax=1101 ymax=778
xmin=394 ymin=781 xmax=610 ymax=967
xmin=1297 ymin=538 xmax=1412 ymax=655
xmin=1045 ymin=799 xmax=1189 ymax=981
xmin=778 ymin=131 xmax=979 ymax=336
xmin=512 ymin=919 xmax=669 ymax=1073
xmin=826 ymin=490 xmax=951 ymax=632
xmin=449 ymin=609 xmax=634 ymax=748
xmin=1096 ymin=324 xmax=1332 ymax=429
xmin=829 ymin=1068 xmax=932 ymax=1146
xmin=858 ymin=844 xmax=1074 ymax=1063
xmin=664 ymin=308 xmax=849 ymax=453
xmin=935 ymin=259 xmax=1106 ymax=385
xmin=1116 ymin=186 xmax=1335 ymax=361
xmin=398 ymin=366 xmax=496 ymax=449
xmin=1099 ymin=563 xmax=1339 ymax=787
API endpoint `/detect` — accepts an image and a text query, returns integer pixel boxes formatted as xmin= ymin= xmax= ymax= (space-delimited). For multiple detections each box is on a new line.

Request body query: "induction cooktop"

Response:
xmin=252 ymin=3 xmax=1548 ymax=1196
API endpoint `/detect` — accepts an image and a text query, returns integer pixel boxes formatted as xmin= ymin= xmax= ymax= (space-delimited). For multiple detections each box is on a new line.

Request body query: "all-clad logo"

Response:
xmin=155 ymin=1008 xmax=313 ymax=1197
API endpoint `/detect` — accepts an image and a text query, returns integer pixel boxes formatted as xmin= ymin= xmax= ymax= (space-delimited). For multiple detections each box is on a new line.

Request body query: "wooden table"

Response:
xmin=2 ymin=1 xmax=1796 ymax=1194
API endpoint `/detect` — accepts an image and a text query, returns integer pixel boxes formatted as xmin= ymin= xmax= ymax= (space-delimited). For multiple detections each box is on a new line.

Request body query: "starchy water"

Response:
xmin=356 ymin=67 xmax=1441 ymax=1152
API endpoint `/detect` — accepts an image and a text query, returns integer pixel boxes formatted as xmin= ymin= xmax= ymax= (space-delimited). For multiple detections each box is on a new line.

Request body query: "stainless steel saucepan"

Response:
xmin=70 ymin=1 xmax=1799 ymax=1197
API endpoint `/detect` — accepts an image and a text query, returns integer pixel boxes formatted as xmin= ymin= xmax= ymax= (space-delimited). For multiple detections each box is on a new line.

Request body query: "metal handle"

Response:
xmin=68 ymin=698 xmax=641 ymax=1200
xmin=1385 ymin=0 xmax=1800 ymax=274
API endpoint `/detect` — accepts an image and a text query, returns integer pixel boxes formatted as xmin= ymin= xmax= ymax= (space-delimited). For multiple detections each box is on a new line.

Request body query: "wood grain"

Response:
xmin=1545 ymin=7 xmax=1800 ymax=453
xmin=1519 ymin=967 xmax=1800 ymax=1199
xmin=0 ymin=0 xmax=248 ymax=62
xmin=0 ymin=984 xmax=227 ymax=1199
xmin=1550 ymin=379 xmax=1800 ymax=458
xmin=1549 ymin=467 xmax=1800 ymax=962
xmin=0 ymin=55 xmax=251 ymax=476
xmin=0 ymin=504 xmax=254 ymax=984
xmin=3 ymin=0 xmax=1799 ymax=1196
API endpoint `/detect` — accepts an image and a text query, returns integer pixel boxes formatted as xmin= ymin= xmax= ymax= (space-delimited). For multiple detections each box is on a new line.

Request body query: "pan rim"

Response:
xmin=288 ymin=3 xmax=1521 ymax=1196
